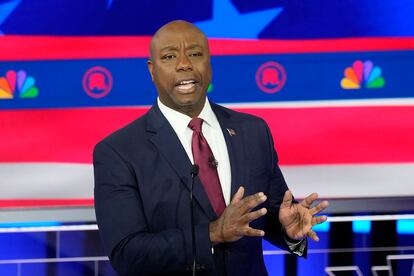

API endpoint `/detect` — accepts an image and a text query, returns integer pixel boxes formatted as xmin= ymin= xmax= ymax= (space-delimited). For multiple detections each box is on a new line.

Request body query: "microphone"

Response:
xmin=190 ymin=164 xmax=199 ymax=276
xmin=208 ymin=156 xmax=218 ymax=168
xmin=191 ymin=164 xmax=199 ymax=178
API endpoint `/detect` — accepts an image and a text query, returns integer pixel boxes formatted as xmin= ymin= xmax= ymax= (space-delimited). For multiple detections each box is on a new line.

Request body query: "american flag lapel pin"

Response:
xmin=226 ymin=128 xmax=236 ymax=137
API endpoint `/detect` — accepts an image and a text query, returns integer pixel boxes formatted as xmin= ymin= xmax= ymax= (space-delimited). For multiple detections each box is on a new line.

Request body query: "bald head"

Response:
xmin=149 ymin=20 xmax=208 ymax=60
xmin=146 ymin=20 xmax=212 ymax=118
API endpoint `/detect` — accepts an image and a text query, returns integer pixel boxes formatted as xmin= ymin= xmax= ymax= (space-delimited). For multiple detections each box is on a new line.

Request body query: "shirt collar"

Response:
xmin=157 ymin=97 xmax=219 ymax=135
xmin=198 ymin=99 xmax=220 ymax=130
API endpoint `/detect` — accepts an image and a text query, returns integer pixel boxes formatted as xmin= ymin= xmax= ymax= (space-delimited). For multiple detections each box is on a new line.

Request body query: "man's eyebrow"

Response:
xmin=160 ymin=46 xmax=179 ymax=52
xmin=187 ymin=44 xmax=203 ymax=50
xmin=159 ymin=44 xmax=203 ymax=52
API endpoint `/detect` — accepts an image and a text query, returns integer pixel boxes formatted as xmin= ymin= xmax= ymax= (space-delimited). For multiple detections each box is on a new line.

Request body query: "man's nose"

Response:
xmin=176 ymin=54 xmax=193 ymax=71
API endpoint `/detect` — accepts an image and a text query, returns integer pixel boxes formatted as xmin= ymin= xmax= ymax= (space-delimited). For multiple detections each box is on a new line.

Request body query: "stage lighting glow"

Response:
xmin=352 ymin=220 xmax=371 ymax=234
xmin=313 ymin=221 xmax=330 ymax=232
xmin=396 ymin=219 xmax=414 ymax=234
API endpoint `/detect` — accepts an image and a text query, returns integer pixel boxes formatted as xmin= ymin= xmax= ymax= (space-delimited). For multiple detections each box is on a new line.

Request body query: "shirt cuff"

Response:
xmin=282 ymin=229 xmax=307 ymax=257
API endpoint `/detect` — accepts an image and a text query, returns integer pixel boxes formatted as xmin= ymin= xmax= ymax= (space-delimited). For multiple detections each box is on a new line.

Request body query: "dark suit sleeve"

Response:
xmin=93 ymin=141 xmax=215 ymax=275
xmin=261 ymin=121 xmax=308 ymax=256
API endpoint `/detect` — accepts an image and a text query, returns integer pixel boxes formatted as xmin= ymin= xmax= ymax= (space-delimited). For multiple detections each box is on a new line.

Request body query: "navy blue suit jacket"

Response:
xmin=94 ymin=102 xmax=294 ymax=275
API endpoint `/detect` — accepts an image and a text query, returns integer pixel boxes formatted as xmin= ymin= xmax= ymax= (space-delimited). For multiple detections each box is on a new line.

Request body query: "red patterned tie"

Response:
xmin=188 ymin=118 xmax=226 ymax=216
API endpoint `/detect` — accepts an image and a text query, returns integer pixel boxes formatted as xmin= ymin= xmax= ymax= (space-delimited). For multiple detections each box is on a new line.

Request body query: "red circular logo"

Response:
xmin=82 ymin=66 xmax=113 ymax=99
xmin=256 ymin=61 xmax=287 ymax=94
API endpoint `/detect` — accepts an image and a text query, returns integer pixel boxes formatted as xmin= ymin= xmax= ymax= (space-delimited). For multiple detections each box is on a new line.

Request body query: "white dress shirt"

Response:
xmin=157 ymin=98 xmax=232 ymax=205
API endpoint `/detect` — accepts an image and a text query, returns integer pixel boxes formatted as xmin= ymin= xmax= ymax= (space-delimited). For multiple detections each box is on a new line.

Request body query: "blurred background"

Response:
xmin=0 ymin=0 xmax=413 ymax=275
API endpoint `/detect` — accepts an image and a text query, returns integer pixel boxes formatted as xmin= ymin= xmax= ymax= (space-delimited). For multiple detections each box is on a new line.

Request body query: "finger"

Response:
xmin=302 ymin=217 xmax=313 ymax=235
xmin=309 ymin=200 xmax=329 ymax=215
xmin=311 ymin=215 xmax=328 ymax=226
xmin=300 ymin=193 xmax=318 ymax=208
xmin=280 ymin=190 xmax=293 ymax=208
xmin=231 ymin=186 xmax=245 ymax=204
xmin=239 ymin=192 xmax=267 ymax=213
xmin=242 ymin=208 xmax=267 ymax=223
xmin=308 ymin=229 xmax=319 ymax=242
xmin=243 ymin=227 xmax=265 ymax=237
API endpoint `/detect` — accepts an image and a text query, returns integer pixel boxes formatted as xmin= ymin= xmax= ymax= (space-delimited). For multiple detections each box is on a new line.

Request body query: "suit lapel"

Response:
xmin=145 ymin=104 xmax=217 ymax=220
xmin=211 ymin=103 xmax=247 ymax=200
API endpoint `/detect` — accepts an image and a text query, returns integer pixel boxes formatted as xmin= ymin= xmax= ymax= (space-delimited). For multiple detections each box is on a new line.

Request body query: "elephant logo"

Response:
xmin=256 ymin=62 xmax=286 ymax=94
xmin=82 ymin=66 xmax=113 ymax=99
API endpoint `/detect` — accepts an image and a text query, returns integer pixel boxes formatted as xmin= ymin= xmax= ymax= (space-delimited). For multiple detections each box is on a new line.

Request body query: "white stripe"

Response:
xmin=222 ymin=98 xmax=414 ymax=108
xmin=0 ymin=224 xmax=98 ymax=233
xmin=325 ymin=266 xmax=362 ymax=271
xmin=0 ymin=208 xmax=96 ymax=224
xmin=0 ymin=163 xmax=93 ymax=199
xmin=371 ymin=266 xmax=390 ymax=271
xmin=0 ymin=163 xmax=413 ymax=199
xmin=327 ymin=214 xmax=414 ymax=222
xmin=264 ymin=246 xmax=414 ymax=255
xmin=387 ymin=254 xmax=414 ymax=260
xmin=36 ymin=98 xmax=414 ymax=110
xmin=281 ymin=163 xmax=414 ymax=198
xmin=0 ymin=256 xmax=108 ymax=265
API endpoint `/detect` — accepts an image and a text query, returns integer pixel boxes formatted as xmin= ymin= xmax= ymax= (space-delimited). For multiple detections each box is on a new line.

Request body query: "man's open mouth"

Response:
xmin=175 ymin=80 xmax=197 ymax=90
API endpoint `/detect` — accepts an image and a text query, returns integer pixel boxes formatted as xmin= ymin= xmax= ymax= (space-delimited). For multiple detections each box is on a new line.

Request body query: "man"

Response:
xmin=94 ymin=20 xmax=328 ymax=275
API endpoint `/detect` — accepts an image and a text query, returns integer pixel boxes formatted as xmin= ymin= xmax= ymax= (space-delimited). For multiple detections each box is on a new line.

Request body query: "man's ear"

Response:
xmin=147 ymin=59 xmax=154 ymax=82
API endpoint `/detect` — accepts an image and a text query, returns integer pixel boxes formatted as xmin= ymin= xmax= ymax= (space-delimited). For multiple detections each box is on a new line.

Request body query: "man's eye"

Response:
xmin=162 ymin=54 xmax=176 ymax=60
xmin=189 ymin=52 xmax=203 ymax=57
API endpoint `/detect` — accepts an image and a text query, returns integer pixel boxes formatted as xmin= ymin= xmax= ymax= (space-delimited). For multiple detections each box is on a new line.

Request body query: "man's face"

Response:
xmin=148 ymin=22 xmax=212 ymax=117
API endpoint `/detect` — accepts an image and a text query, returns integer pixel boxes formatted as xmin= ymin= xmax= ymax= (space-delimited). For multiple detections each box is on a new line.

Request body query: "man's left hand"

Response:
xmin=279 ymin=190 xmax=329 ymax=242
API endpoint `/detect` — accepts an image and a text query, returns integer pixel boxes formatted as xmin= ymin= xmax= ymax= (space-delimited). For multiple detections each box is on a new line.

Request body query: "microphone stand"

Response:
xmin=190 ymin=164 xmax=199 ymax=276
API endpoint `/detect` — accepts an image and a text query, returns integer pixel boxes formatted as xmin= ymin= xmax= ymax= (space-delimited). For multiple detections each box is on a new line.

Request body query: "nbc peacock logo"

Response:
xmin=0 ymin=70 xmax=39 ymax=99
xmin=340 ymin=60 xmax=385 ymax=89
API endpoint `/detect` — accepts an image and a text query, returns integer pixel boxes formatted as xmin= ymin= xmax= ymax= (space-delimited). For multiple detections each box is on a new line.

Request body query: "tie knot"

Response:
xmin=188 ymin=117 xmax=203 ymax=132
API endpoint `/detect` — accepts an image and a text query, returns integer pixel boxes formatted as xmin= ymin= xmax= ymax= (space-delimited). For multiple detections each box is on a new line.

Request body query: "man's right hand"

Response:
xmin=209 ymin=186 xmax=267 ymax=244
